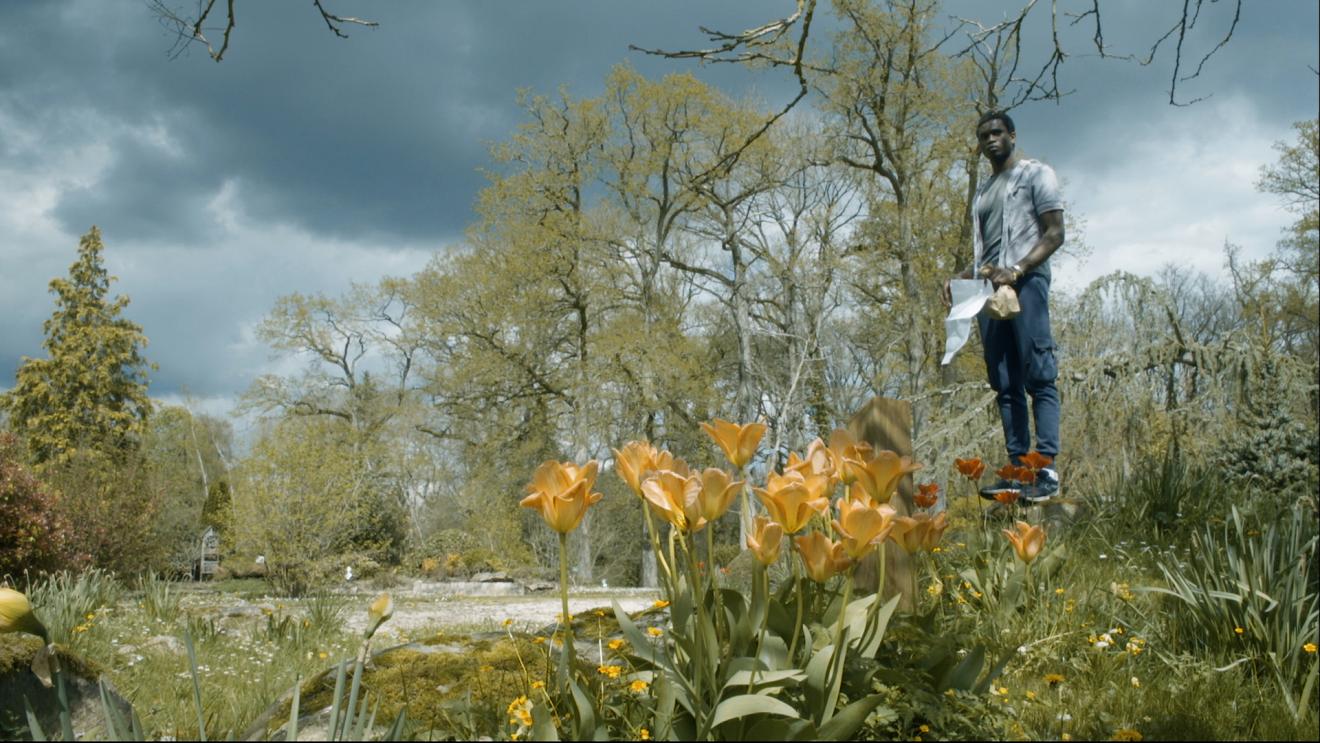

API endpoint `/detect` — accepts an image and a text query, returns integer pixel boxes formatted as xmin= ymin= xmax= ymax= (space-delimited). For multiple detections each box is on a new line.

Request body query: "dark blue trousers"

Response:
xmin=977 ymin=272 xmax=1060 ymax=463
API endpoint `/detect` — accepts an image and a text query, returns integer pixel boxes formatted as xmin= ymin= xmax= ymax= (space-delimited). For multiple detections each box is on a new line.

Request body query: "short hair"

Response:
xmin=976 ymin=110 xmax=1015 ymax=134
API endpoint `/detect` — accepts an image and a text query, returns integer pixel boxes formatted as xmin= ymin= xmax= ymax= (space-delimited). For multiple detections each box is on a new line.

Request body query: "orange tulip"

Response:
xmin=1003 ymin=521 xmax=1046 ymax=564
xmin=914 ymin=482 xmax=940 ymax=509
xmin=794 ymin=531 xmax=852 ymax=583
xmin=1019 ymin=451 xmax=1054 ymax=472
xmin=700 ymin=419 xmax=766 ymax=470
xmin=788 ymin=437 xmax=842 ymax=484
xmin=833 ymin=498 xmax=897 ymax=559
xmin=641 ymin=470 xmax=706 ymax=533
xmin=889 ymin=512 xmax=949 ymax=554
xmin=520 ymin=459 xmax=604 ymax=534
xmin=954 ymin=457 xmax=986 ymax=481
xmin=826 ymin=429 xmax=873 ymax=486
xmin=745 ymin=516 xmax=784 ymax=566
xmin=697 ymin=467 xmax=743 ymax=523
xmin=613 ymin=440 xmax=659 ymax=496
xmin=754 ymin=471 xmax=830 ymax=534
xmin=846 ymin=450 xmax=923 ymax=504
xmin=994 ymin=490 xmax=1021 ymax=506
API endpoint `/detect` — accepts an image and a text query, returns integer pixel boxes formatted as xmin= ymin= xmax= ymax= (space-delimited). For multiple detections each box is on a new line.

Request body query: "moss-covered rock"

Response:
xmin=0 ymin=634 xmax=130 ymax=741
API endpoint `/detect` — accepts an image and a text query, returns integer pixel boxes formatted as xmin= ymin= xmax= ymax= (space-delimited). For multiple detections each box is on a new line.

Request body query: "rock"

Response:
xmin=523 ymin=580 xmax=556 ymax=593
xmin=470 ymin=571 xmax=512 ymax=583
xmin=222 ymin=601 xmax=262 ymax=618
xmin=143 ymin=635 xmax=186 ymax=655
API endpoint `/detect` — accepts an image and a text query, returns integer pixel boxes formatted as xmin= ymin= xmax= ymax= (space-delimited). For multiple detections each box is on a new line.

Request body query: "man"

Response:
xmin=943 ymin=110 xmax=1064 ymax=503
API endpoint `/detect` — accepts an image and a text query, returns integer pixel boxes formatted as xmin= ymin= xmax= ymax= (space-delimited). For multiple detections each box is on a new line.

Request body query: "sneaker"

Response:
xmin=979 ymin=477 xmax=1021 ymax=500
xmin=1021 ymin=468 xmax=1059 ymax=504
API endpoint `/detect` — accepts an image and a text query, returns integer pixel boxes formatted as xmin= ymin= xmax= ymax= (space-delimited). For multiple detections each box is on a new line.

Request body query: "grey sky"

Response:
xmin=1 ymin=1 xmax=1316 ymax=423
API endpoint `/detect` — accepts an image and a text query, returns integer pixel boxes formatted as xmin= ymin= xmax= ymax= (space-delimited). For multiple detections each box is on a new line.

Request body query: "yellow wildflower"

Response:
xmin=647 ymin=626 xmax=663 ymax=638
xmin=640 ymin=729 xmax=651 ymax=740
xmin=1044 ymin=673 xmax=1065 ymax=687
xmin=653 ymin=600 xmax=670 ymax=609
xmin=1305 ymin=642 xmax=1317 ymax=654
xmin=1234 ymin=626 xmax=1245 ymax=635
xmin=608 ymin=638 xmax=627 ymax=650
xmin=629 ymin=679 xmax=649 ymax=693
xmin=532 ymin=636 xmax=546 ymax=645
xmin=1110 ymin=728 xmax=1143 ymax=742
xmin=507 ymin=695 xmax=533 ymax=728
xmin=531 ymin=680 xmax=545 ymax=690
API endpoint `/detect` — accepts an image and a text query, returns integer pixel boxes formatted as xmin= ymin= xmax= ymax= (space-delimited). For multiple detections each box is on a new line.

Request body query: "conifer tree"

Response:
xmin=3 ymin=226 xmax=153 ymax=465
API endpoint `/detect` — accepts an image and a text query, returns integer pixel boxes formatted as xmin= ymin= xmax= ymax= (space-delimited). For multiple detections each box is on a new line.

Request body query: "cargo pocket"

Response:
xmin=1028 ymin=338 xmax=1058 ymax=384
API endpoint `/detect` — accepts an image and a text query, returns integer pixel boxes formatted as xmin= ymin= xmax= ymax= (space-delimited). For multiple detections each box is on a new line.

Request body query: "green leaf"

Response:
xmin=816 ymin=694 xmax=891 ymax=741
xmin=709 ymin=694 xmax=800 ymax=728
xmin=531 ymin=701 xmax=560 ymax=741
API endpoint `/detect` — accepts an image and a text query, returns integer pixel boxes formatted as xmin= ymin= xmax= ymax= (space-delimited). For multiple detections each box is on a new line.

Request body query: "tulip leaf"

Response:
xmin=611 ymin=601 xmax=667 ymax=671
xmin=709 ymin=693 xmax=800 ymax=728
xmin=531 ymin=701 xmax=560 ymax=741
xmin=758 ymin=635 xmax=789 ymax=671
xmin=673 ymin=579 xmax=695 ymax=637
xmin=848 ymin=593 xmax=899 ymax=658
xmin=22 ymin=695 xmax=47 ymax=742
xmin=816 ymin=693 xmax=891 ymax=741
xmin=569 ymin=676 xmax=597 ymax=739
xmin=747 ymin=717 xmax=818 ymax=741
xmin=652 ymin=671 xmax=680 ymax=739
xmin=721 ymin=668 xmax=806 ymax=693
xmin=940 ymin=644 xmax=985 ymax=691
xmin=973 ymin=646 xmax=1019 ymax=695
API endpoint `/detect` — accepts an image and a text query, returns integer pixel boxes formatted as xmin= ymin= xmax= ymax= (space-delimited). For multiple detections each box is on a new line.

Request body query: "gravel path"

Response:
xmin=340 ymin=589 xmax=663 ymax=638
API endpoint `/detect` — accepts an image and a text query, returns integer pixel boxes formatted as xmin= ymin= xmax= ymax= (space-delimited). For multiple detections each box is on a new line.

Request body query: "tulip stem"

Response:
xmin=642 ymin=507 xmax=674 ymax=602
xmin=558 ymin=532 xmax=574 ymax=672
xmin=747 ymin=564 xmax=770 ymax=695
xmin=681 ymin=534 xmax=710 ymax=731
xmin=787 ymin=558 xmax=804 ymax=663
xmin=51 ymin=647 xmax=74 ymax=743
xmin=704 ymin=525 xmax=727 ymax=646
xmin=834 ymin=566 xmax=855 ymax=649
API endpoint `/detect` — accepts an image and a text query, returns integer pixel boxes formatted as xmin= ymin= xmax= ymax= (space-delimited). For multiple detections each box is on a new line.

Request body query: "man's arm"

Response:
xmin=983 ymin=209 xmax=1064 ymax=287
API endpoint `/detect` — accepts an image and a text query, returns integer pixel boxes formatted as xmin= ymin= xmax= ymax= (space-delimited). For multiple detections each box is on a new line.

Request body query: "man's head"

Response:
xmin=976 ymin=110 xmax=1016 ymax=163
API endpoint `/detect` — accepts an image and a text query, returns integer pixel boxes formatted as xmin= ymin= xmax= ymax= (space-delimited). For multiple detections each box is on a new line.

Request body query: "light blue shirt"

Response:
xmin=970 ymin=158 xmax=1063 ymax=279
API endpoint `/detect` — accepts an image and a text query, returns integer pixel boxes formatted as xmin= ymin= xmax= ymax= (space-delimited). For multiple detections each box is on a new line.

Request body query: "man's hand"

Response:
xmin=943 ymin=269 xmax=976 ymax=308
xmin=980 ymin=264 xmax=1020 ymax=288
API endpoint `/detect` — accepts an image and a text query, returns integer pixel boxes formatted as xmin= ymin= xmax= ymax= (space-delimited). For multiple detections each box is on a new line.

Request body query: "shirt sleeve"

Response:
xmin=1031 ymin=164 xmax=1063 ymax=216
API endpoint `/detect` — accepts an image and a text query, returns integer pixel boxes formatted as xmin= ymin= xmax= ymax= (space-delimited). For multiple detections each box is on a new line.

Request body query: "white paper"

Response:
xmin=941 ymin=279 xmax=994 ymax=365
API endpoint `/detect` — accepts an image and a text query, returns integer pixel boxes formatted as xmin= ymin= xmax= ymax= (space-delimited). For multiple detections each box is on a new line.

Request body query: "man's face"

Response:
xmin=977 ymin=119 xmax=1015 ymax=162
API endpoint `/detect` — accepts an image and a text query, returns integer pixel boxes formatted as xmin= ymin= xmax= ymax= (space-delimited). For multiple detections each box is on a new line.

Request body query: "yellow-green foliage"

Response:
xmin=232 ymin=417 xmax=375 ymax=595
xmin=2 ymin=226 xmax=153 ymax=467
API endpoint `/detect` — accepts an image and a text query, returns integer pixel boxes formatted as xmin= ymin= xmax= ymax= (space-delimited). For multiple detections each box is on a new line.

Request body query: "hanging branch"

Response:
xmin=630 ymin=0 xmax=819 ymax=187
xmin=150 ymin=0 xmax=377 ymax=62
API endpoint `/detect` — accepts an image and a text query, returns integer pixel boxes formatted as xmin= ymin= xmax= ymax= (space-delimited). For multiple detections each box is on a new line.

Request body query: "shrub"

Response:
xmin=0 ymin=433 xmax=83 ymax=578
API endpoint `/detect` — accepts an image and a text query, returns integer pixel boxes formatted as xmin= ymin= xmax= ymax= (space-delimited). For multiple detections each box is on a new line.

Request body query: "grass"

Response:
xmin=11 ymin=459 xmax=1317 ymax=740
